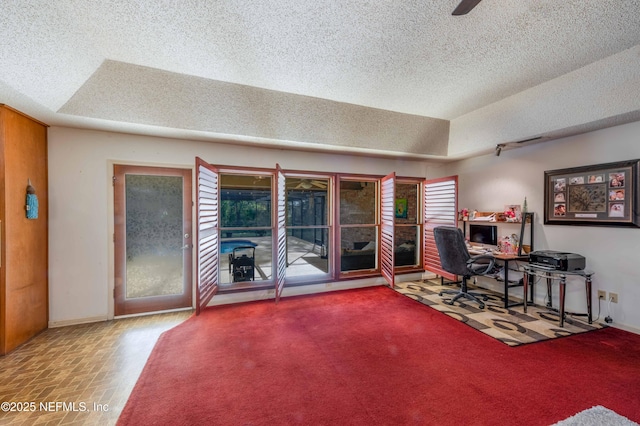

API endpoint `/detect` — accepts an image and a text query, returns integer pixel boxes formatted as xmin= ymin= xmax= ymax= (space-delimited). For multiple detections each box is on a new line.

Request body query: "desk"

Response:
xmin=523 ymin=264 xmax=594 ymax=327
xmin=493 ymin=253 xmax=530 ymax=309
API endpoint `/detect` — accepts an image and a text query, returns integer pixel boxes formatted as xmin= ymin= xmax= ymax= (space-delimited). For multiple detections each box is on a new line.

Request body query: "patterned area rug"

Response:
xmin=395 ymin=279 xmax=606 ymax=347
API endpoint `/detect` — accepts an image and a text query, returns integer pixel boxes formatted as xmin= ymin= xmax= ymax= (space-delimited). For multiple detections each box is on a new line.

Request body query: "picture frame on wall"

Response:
xmin=395 ymin=198 xmax=408 ymax=219
xmin=544 ymin=159 xmax=640 ymax=227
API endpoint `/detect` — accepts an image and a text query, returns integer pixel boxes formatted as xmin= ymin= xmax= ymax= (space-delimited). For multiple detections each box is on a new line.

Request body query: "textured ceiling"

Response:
xmin=1 ymin=1 xmax=640 ymax=159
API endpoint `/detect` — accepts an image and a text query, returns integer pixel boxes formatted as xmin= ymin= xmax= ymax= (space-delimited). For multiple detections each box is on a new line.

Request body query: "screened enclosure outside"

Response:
xmin=219 ymin=174 xmax=273 ymax=285
xmin=286 ymin=178 xmax=330 ymax=276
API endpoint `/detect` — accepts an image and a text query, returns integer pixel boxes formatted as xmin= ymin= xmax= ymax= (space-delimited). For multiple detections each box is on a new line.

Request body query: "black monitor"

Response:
xmin=469 ymin=224 xmax=498 ymax=246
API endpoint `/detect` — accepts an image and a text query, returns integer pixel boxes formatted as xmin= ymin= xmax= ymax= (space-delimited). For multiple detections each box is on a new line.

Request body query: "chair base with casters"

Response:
xmin=433 ymin=226 xmax=495 ymax=309
xmin=439 ymin=277 xmax=489 ymax=309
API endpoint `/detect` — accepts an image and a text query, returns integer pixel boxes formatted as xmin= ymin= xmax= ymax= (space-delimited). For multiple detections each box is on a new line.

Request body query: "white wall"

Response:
xmin=47 ymin=127 xmax=429 ymax=326
xmin=48 ymin=122 xmax=640 ymax=333
xmin=443 ymin=120 xmax=640 ymax=333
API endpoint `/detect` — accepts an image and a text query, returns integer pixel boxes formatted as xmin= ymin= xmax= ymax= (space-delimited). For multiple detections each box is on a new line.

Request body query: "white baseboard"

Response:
xmin=48 ymin=273 xmax=433 ymax=326
xmin=208 ymin=278 xmax=384 ymax=307
xmin=49 ymin=315 xmax=108 ymax=328
xmin=609 ymin=322 xmax=640 ymax=336
xmin=114 ymin=307 xmax=193 ymax=320
xmin=208 ymin=273 xmax=428 ymax=307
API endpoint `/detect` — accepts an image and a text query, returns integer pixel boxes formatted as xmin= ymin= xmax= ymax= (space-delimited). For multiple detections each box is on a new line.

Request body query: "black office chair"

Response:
xmin=229 ymin=246 xmax=255 ymax=282
xmin=433 ymin=226 xmax=495 ymax=309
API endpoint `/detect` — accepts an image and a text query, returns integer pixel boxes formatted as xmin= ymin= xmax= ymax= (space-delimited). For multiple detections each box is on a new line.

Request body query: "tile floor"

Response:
xmin=0 ymin=310 xmax=192 ymax=425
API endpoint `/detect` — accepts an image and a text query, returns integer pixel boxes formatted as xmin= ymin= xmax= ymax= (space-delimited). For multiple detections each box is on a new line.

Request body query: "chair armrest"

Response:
xmin=467 ymin=254 xmax=495 ymax=275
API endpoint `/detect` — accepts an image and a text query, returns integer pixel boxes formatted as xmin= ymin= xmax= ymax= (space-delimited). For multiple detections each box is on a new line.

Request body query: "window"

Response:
xmin=285 ymin=176 xmax=331 ymax=279
xmin=195 ymin=158 xmax=435 ymax=302
xmin=394 ymin=181 xmax=421 ymax=268
xmin=338 ymin=178 xmax=378 ymax=273
xmin=219 ymin=173 xmax=273 ymax=286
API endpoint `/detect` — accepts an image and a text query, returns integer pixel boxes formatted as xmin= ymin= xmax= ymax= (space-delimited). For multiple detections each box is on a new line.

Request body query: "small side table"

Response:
xmin=493 ymin=253 xmax=530 ymax=309
xmin=522 ymin=264 xmax=594 ymax=328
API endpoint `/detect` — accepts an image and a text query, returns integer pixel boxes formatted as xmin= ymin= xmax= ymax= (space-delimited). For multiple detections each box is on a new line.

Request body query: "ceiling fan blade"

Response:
xmin=452 ymin=0 xmax=482 ymax=15
xmin=293 ymin=179 xmax=313 ymax=189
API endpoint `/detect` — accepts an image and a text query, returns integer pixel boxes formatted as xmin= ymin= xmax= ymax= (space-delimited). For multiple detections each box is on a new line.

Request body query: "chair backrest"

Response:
xmin=433 ymin=226 xmax=472 ymax=276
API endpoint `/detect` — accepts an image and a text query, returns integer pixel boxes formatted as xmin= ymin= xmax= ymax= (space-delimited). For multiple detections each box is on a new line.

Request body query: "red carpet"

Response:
xmin=118 ymin=286 xmax=640 ymax=425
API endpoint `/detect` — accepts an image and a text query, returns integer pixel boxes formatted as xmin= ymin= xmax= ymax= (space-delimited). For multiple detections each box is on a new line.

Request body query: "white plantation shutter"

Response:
xmin=423 ymin=176 xmax=458 ymax=281
xmin=195 ymin=157 xmax=220 ymax=314
xmin=380 ymin=172 xmax=395 ymax=288
xmin=275 ymin=165 xmax=287 ymax=302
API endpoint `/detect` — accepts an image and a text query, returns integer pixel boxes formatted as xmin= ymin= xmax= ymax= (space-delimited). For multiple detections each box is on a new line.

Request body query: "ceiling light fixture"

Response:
xmin=496 ymin=136 xmax=546 ymax=157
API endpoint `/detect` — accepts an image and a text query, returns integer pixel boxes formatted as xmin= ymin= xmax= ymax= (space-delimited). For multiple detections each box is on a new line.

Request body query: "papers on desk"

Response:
xmin=468 ymin=247 xmax=490 ymax=255
xmin=472 ymin=213 xmax=496 ymax=221
xmin=527 ymin=263 xmax=557 ymax=271
xmin=468 ymin=246 xmax=499 ymax=255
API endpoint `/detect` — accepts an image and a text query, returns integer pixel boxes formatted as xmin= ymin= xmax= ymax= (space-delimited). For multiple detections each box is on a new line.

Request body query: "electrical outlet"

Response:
xmin=610 ymin=293 xmax=618 ymax=303
xmin=597 ymin=290 xmax=606 ymax=300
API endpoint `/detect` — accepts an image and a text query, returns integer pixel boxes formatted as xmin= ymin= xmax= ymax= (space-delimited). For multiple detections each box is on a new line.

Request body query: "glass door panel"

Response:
xmin=285 ymin=177 xmax=331 ymax=279
xmin=114 ymin=165 xmax=192 ymax=316
xmin=219 ymin=173 xmax=273 ymax=288
xmin=125 ymin=175 xmax=184 ymax=298
xmin=286 ymin=228 xmax=329 ymax=275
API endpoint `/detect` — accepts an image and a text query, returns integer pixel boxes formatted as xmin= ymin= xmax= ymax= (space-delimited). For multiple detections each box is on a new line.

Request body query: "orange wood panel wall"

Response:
xmin=0 ymin=104 xmax=48 ymax=355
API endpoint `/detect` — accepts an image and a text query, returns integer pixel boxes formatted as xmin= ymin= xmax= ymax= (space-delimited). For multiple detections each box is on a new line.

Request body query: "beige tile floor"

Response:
xmin=0 ymin=310 xmax=192 ymax=425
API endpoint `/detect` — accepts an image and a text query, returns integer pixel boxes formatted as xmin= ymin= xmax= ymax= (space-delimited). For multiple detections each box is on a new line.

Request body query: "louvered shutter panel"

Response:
xmin=195 ymin=157 xmax=220 ymax=314
xmin=380 ymin=172 xmax=395 ymax=288
xmin=275 ymin=165 xmax=287 ymax=302
xmin=423 ymin=176 xmax=458 ymax=281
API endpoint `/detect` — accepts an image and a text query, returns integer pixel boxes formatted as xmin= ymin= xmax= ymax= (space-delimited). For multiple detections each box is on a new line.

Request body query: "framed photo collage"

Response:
xmin=544 ymin=159 xmax=639 ymax=227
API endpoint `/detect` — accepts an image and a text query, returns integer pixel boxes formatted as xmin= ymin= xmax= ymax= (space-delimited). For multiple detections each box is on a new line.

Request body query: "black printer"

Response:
xmin=528 ymin=250 xmax=586 ymax=271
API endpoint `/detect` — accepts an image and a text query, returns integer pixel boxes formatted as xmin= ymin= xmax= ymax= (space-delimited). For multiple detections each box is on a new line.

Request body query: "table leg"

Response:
xmin=546 ymin=277 xmax=553 ymax=308
xmin=523 ymin=270 xmax=529 ymax=313
xmin=586 ymin=275 xmax=593 ymax=324
xmin=529 ymin=271 xmax=535 ymax=303
xmin=503 ymin=260 xmax=509 ymax=308
xmin=559 ymin=275 xmax=566 ymax=327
